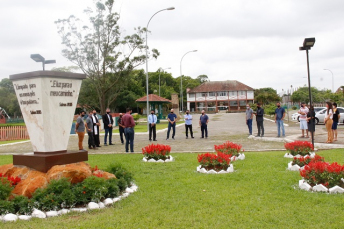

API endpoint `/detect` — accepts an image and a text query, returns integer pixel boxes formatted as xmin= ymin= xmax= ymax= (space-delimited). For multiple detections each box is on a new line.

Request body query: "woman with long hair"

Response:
xmin=307 ymin=105 xmax=315 ymax=140
xmin=324 ymin=101 xmax=333 ymax=143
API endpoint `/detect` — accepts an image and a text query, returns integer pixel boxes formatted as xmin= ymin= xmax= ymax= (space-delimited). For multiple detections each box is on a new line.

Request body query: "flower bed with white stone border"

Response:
xmin=0 ymin=184 xmax=138 ymax=222
xmin=142 ymin=156 xmax=174 ymax=163
xmin=284 ymin=152 xmax=315 ymax=159
xmin=196 ymin=164 xmax=234 ymax=174
xmin=298 ymin=180 xmax=344 ymax=194
xmin=231 ymin=153 xmax=245 ymax=161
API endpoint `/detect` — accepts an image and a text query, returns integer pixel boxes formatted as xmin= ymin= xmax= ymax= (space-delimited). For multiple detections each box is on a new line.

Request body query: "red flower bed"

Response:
xmin=292 ymin=154 xmax=324 ymax=167
xmin=284 ymin=141 xmax=314 ymax=156
xmin=197 ymin=152 xmax=231 ymax=171
xmin=300 ymin=161 xmax=344 ymax=188
xmin=142 ymin=144 xmax=171 ymax=160
xmin=0 ymin=173 xmax=21 ymax=186
xmin=214 ymin=141 xmax=243 ymax=156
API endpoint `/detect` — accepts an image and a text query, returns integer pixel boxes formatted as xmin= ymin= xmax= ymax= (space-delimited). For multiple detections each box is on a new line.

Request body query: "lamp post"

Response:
xmin=30 ymin=54 xmax=56 ymax=71
xmin=323 ymin=69 xmax=334 ymax=92
xmin=180 ymin=50 xmax=197 ymax=112
xmin=158 ymin=67 xmax=171 ymax=97
xmin=145 ymin=7 xmax=175 ymax=131
xmin=299 ymin=37 xmax=316 ymax=148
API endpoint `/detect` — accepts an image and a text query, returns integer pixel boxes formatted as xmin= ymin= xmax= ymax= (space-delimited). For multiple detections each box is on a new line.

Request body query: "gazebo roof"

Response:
xmin=136 ymin=94 xmax=172 ymax=103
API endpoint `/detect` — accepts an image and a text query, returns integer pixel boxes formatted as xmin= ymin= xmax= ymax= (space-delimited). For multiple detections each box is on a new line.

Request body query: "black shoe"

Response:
xmin=172 ymin=137 xmax=175 ymax=140
xmin=153 ymin=140 xmax=157 ymax=141
xmin=97 ymin=145 xmax=101 ymax=147
xmin=109 ymin=143 xmax=114 ymax=145
xmin=149 ymin=139 xmax=152 ymax=141
xmin=121 ymin=142 xmax=124 ymax=144
xmin=191 ymin=136 xmax=194 ymax=139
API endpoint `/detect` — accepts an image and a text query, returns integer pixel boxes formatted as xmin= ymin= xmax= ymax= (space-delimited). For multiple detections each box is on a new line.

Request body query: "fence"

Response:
xmin=0 ymin=126 xmax=29 ymax=141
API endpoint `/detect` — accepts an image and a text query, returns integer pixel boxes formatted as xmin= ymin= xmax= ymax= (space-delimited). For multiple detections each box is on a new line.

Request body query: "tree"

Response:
xmin=0 ymin=78 xmax=21 ymax=117
xmin=196 ymin=75 xmax=209 ymax=84
xmin=254 ymin=88 xmax=280 ymax=105
xmin=55 ymin=0 xmax=159 ymax=113
xmin=51 ymin=66 xmax=80 ymax=72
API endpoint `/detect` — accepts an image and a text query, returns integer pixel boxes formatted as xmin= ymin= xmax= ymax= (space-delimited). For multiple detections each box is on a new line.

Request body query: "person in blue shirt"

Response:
xmin=166 ymin=109 xmax=177 ymax=140
xmin=184 ymin=110 xmax=194 ymax=139
xmin=148 ymin=110 xmax=157 ymax=141
xmin=274 ymin=102 xmax=286 ymax=137
xmin=199 ymin=110 xmax=209 ymax=138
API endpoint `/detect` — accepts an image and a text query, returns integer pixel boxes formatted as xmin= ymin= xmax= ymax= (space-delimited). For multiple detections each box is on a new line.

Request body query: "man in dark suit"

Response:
xmin=103 ymin=108 xmax=114 ymax=146
xmin=92 ymin=109 xmax=101 ymax=147
xmin=254 ymin=103 xmax=264 ymax=137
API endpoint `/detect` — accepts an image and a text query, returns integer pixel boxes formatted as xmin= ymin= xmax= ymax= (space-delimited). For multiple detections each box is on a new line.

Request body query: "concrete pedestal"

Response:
xmin=13 ymin=150 xmax=88 ymax=173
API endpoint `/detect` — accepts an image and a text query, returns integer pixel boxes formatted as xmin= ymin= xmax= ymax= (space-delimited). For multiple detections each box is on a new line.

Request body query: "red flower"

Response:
xmin=214 ymin=141 xmax=242 ymax=156
xmin=285 ymin=141 xmax=314 ymax=156
xmin=142 ymin=144 xmax=171 ymax=160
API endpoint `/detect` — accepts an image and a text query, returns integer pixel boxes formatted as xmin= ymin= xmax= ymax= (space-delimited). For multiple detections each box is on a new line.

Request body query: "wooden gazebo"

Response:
xmin=136 ymin=94 xmax=172 ymax=119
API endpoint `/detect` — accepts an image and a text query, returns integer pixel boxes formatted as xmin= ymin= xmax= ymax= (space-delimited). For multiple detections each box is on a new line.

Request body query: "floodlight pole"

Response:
xmin=180 ymin=50 xmax=197 ymax=113
xmin=145 ymin=7 xmax=175 ymax=131
xmin=323 ymin=69 xmax=334 ymax=92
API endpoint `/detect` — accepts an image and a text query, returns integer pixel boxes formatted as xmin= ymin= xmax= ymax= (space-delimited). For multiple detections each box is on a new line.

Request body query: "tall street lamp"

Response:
xmin=180 ymin=50 xmax=197 ymax=112
xmin=30 ymin=54 xmax=56 ymax=71
xmin=299 ymin=37 xmax=316 ymax=148
xmin=323 ymin=69 xmax=334 ymax=92
xmin=158 ymin=67 xmax=171 ymax=97
xmin=145 ymin=7 xmax=175 ymax=131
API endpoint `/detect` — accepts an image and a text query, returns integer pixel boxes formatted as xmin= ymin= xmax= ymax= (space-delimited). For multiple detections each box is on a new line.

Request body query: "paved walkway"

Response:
xmin=1 ymin=113 xmax=343 ymax=155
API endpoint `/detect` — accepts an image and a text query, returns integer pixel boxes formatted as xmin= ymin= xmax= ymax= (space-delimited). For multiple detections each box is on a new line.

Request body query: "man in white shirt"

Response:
xmin=298 ymin=102 xmax=309 ymax=138
xmin=184 ymin=110 xmax=194 ymax=139
xmin=148 ymin=110 xmax=157 ymax=141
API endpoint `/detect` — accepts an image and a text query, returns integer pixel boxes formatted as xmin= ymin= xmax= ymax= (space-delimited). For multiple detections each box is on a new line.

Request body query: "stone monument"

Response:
xmin=10 ymin=71 xmax=88 ymax=172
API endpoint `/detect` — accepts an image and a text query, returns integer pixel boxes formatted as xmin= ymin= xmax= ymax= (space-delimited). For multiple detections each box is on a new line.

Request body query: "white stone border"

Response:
xmin=0 ymin=184 xmax=138 ymax=222
xmin=142 ymin=156 xmax=174 ymax=162
xmin=231 ymin=153 xmax=245 ymax=161
xmin=196 ymin=164 xmax=234 ymax=174
xmin=287 ymin=161 xmax=305 ymax=171
xmin=299 ymin=180 xmax=344 ymax=194
xmin=284 ymin=152 xmax=315 ymax=158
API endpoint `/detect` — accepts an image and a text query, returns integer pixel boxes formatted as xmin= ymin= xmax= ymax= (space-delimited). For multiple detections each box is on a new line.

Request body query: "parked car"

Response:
xmin=315 ymin=107 xmax=344 ymax=124
xmin=292 ymin=107 xmax=325 ymax=122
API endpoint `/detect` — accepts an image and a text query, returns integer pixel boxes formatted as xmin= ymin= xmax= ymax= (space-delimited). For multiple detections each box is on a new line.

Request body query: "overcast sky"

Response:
xmin=1 ymin=0 xmax=344 ymax=94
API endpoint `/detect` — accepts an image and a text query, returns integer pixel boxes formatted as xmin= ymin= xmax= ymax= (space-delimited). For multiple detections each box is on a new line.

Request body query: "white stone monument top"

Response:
xmin=10 ymin=71 xmax=86 ymax=153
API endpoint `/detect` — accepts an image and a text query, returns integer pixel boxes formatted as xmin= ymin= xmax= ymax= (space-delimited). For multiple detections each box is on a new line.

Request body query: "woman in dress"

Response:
xmin=307 ymin=105 xmax=315 ymax=140
xmin=324 ymin=101 xmax=333 ymax=143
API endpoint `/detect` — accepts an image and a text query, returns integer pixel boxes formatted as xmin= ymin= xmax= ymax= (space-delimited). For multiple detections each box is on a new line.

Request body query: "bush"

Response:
xmin=142 ymin=144 xmax=171 ymax=160
xmin=76 ymin=176 xmax=108 ymax=203
xmin=13 ymin=195 xmax=33 ymax=215
xmin=106 ymin=163 xmax=133 ymax=188
xmin=0 ymin=179 xmax=13 ymax=200
xmin=292 ymin=106 xmax=297 ymax=110
xmin=105 ymin=178 xmax=120 ymax=198
xmin=197 ymin=152 xmax=231 ymax=171
xmin=285 ymin=141 xmax=314 ymax=156
xmin=214 ymin=141 xmax=242 ymax=157
xmin=264 ymin=104 xmax=277 ymax=116
xmin=0 ymin=200 xmax=15 ymax=215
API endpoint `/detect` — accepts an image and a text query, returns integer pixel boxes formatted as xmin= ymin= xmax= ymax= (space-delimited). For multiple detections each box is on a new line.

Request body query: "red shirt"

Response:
xmin=121 ymin=113 xmax=135 ymax=128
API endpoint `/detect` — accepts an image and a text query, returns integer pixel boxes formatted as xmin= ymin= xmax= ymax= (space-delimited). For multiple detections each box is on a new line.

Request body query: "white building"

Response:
xmin=187 ymin=80 xmax=254 ymax=112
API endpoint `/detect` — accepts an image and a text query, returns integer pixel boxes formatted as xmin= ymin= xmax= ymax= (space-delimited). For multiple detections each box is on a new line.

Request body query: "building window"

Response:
xmin=239 ymin=100 xmax=247 ymax=106
xmin=196 ymin=93 xmax=202 ymax=98
xmin=208 ymin=92 xmax=216 ymax=97
xmin=217 ymin=91 xmax=227 ymax=96
xmin=197 ymin=102 xmax=206 ymax=108
xmin=230 ymin=101 xmax=238 ymax=106
xmin=189 ymin=93 xmax=195 ymax=98
xmin=239 ymin=91 xmax=246 ymax=95
xmin=217 ymin=101 xmax=229 ymax=110
xmin=229 ymin=91 xmax=236 ymax=96
xmin=201 ymin=92 xmax=207 ymax=97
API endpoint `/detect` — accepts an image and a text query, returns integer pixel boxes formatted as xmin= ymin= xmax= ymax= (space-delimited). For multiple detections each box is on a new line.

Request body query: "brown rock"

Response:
xmin=46 ymin=162 xmax=92 ymax=184
xmin=0 ymin=164 xmax=14 ymax=175
xmin=5 ymin=166 xmax=32 ymax=179
xmin=12 ymin=171 xmax=48 ymax=198
xmin=93 ymin=170 xmax=116 ymax=179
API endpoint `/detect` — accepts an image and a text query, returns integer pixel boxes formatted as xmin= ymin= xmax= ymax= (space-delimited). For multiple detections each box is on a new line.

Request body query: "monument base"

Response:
xmin=13 ymin=150 xmax=88 ymax=173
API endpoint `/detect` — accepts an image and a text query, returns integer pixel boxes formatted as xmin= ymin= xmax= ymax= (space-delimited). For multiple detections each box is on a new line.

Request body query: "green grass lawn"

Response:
xmin=1 ymin=149 xmax=344 ymax=228
xmin=0 ymin=123 xmax=25 ymax=127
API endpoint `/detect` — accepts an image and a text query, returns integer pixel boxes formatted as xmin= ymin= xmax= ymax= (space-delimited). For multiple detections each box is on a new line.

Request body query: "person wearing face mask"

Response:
xmin=254 ymin=103 xmax=264 ymax=137
xmin=75 ymin=111 xmax=86 ymax=151
xmin=148 ymin=110 xmax=157 ymax=141
xmin=117 ymin=113 xmax=125 ymax=144
xmin=245 ymin=104 xmax=254 ymax=136
xmin=102 ymin=108 xmax=114 ymax=146
xmin=86 ymin=111 xmax=97 ymax=150
xmin=274 ymin=102 xmax=286 ymax=137
xmin=199 ymin=110 xmax=209 ymax=139
xmin=184 ymin=110 xmax=194 ymax=139
xmin=92 ymin=109 xmax=101 ymax=147
xmin=166 ymin=109 xmax=177 ymax=140
xmin=298 ymin=102 xmax=309 ymax=138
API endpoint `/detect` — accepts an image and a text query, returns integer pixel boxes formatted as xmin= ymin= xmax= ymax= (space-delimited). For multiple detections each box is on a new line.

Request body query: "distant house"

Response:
xmin=186 ymin=80 xmax=254 ymax=112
